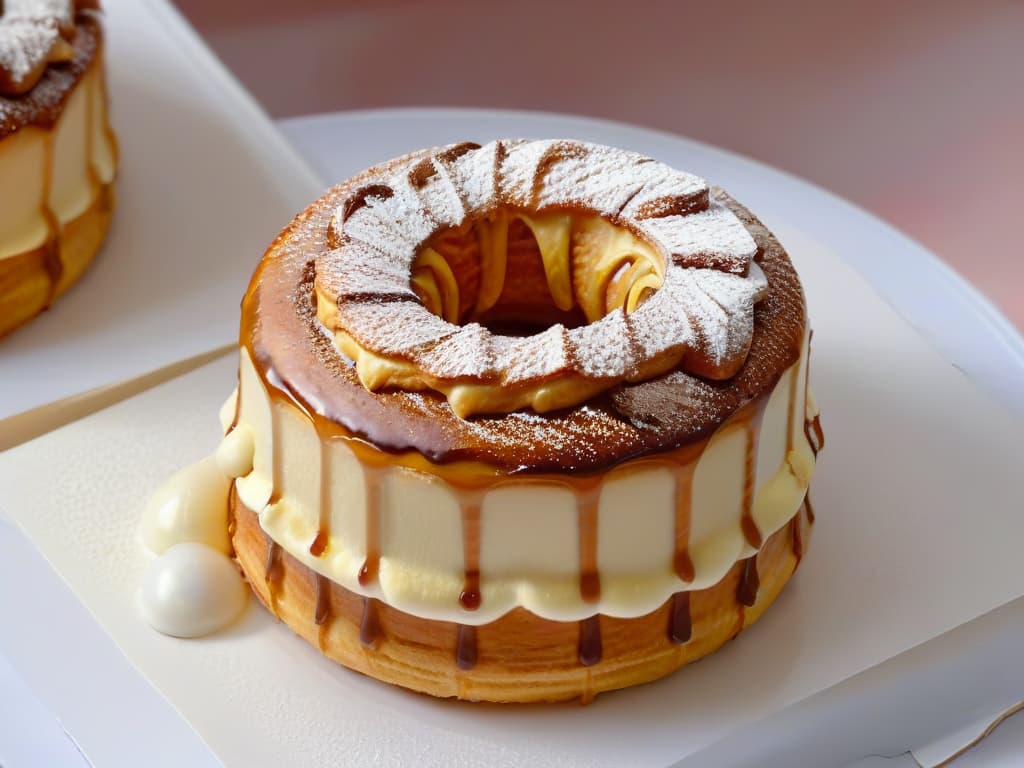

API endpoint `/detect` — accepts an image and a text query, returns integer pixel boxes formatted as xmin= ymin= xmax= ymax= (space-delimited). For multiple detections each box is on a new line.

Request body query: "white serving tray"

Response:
xmin=1 ymin=209 xmax=1021 ymax=767
xmin=0 ymin=0 xmax=322 ymax=428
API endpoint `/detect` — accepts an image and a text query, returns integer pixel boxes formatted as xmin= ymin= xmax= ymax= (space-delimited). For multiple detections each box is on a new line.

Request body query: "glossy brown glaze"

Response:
xmin=736 ymin=555 xmax=760 ymax=607
xmin=357 ymin=465 xmax=384 ymax=587
xmin=458 ymin=491 xmax=484 ymax=610
xmin=739 ymin=401 xmax=769 ymax=549
xmin=264 ymin=533 xmax=282 ymax=614
xmin=577 ymin=477 xmax=603 ymax=603
xmin=359 ymin=597 xmax=382 ymax=648
xmin=578 ymin=615 xmax=602 ymax=666
xmin=670 ymin=446 xmax=702 ymax=583
xmin=806 ymin=414 xmax=825 ymax=456
xmin=669 ymin=591 xmax=692 ymax=644
xmin=456 ymin=624 xmax=478 ymax=670
xmin=791 ymin=503 xmax=806 ymax=564
xmin=313 ymin=573 xmax=330 ymax=625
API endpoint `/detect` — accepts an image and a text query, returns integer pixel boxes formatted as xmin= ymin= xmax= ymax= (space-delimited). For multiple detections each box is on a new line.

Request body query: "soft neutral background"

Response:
xmin=174 ymin=0 xmax=1023 ymax=333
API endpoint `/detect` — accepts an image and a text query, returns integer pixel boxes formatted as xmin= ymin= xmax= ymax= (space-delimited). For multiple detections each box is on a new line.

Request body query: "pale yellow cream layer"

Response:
xmin=0 ymin=64 xmax=116 ymax=260
xmin=223 ymin=329 xmax=816 ymax=625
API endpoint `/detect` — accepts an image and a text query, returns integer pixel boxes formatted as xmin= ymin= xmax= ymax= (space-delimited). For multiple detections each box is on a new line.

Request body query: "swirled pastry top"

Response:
xmin=316 ymin=140 xmax=772 ymax=417
xmin=0 ymin=0 xmax=100 ymax=135
xmin=243 ymin=143 xmax=807 ymax=472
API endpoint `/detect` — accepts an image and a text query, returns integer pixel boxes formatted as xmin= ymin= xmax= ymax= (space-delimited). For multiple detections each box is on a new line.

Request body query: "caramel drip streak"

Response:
xmin=791 ymin=505 xmax=805 ymax=565
xmin=459 ymin=493 xmax=484 ymax=610
xmin=358 ymin=467 xmax=382 ymax=587
xmin=84 ymin=67 xmax=101 ymax=196
xmin=578 ymin=615 xmax=602 ymax=666
xmin=786 ymin=359 xmax=799 ymax=454
xmin=359 ymin=597 xmax=381 ymax=647
xmin=737 ymin=555 xmax=760 ymax=607
xmin=267 ymin=405 xmax=282 ymax=505
xmin=263 ymin=532 xmax=282 ymax=615
xmin=314 ymin=574 xmax=330 ymax=625
xmin=739 ymin=405 xmax=767 ymax=549
xmin=39 ymin=134 xmax=62 ymax=305
xmin=577 ymin=480 xmax=602 ymax=603
xmin=456 ymin=624 xmax=478 ymax=670
xmin=310 ymin=437 xmax=331 ymax=557
xmin=671 ymin=452 xmax=700 ymax=583
xmin=669 ymin=592 xmax=692 ymax=644
xmin=228 ymin=369 xmax=242 ymax=433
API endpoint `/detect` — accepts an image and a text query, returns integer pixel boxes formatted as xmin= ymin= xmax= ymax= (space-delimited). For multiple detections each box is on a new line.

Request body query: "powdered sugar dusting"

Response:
xmin=417 ymin=323 xmax=498 ymax=380
xmin=492 ymin=324 xmax=574 ymax=385
xmin=318 ymin=139 xmax=768 ymax=409
xmin=336 ymin=301 xmax=455 ymax=358
xmin=0 ymin=19 xmax=58 ymax=87
xmin=638 ymin=205 xmax=756 ymax=275
xmin=567 ymin=308 xmax=636 ymax=379
xmin=0 ymin=4 xmax=97 ymax=137
xmin=5 ymin=0 xmax=73 ymax=27
xmin=0 ymin=1 xmax=74 ymax=93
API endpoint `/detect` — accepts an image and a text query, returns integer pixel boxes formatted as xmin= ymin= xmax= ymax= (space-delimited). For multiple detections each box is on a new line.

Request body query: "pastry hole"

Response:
xmin=412 ymin=210 xmax=665 ymax=336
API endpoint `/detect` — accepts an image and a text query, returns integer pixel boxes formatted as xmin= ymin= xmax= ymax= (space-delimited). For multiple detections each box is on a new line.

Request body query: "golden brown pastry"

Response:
xmin=166 ymin=139 xmax=824 ymax=702
xmin=0 ymin=0 xmax=117 ymax=337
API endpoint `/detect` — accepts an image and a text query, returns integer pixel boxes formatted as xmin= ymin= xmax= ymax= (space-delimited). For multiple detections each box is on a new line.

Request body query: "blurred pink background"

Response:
xmin=175 ymin=0 xmax=1023 ymax=333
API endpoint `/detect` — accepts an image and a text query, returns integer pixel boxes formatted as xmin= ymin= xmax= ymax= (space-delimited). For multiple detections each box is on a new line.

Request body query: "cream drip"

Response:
xmin=141 ymin=456 xmax=232 ymax=556
xmin=139 ymin=421 xmax=256 ymax=638
xmin=140 ymin=543 xmax=247 ymax=638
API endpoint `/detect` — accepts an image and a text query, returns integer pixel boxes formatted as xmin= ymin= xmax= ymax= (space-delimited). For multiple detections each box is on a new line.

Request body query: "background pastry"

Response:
xmin=0 ymin=0 xmax=117 ymax=337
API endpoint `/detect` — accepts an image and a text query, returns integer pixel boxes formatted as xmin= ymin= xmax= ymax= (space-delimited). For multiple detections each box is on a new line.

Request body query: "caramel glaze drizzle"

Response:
xmin=578 ymin=615 xmax=602 ymax=666
xmin=576 ymin=476 xmax=603 ymax=604
xmin=357 ymin=466 xmax=383 ymax=587
xmin=39 ymin=135 xmax=62 ymax=305
xmin=669 ymin=592 xmax=692 ymax=644
xmin=248 ymin=335 xmax=817 ymax=669
xmin=736 ymin=555 xmax=760 ymax=607
xmin=791 ymin=503 xmax=806 ymax=565
xmin=739 ymin=400 xmax=769 ymax=550
xmin=456 ymin=624 xmax=478 ymax=670
xmin=314 ymin=574 xmax=330 ymax=625
xmin=670 ymin=444 xmax=704 ymax=583
xmin=458 ymin=490 xmax=485 ymax=611
xmin=360 ymin=597 xmax=382 ymax=648
xmin=264 ymin=533 xmax=282 ymax=615
xmin=805 ymin=415 xmax=825 ymax=457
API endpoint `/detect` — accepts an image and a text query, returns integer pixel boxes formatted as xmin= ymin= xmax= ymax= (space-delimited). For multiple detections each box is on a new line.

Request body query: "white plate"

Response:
xmin=0 ymin=0 xmax=321 ymax=425
xmin=2 ymin=109 xmax=1023 ymax=767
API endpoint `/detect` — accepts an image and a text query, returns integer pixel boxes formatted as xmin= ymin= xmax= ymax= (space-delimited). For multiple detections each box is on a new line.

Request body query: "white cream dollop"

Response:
xmin=141 ymin=456 xmax=232 ymax=555
xmin=140 ymin=542 xmax=247 ymax=638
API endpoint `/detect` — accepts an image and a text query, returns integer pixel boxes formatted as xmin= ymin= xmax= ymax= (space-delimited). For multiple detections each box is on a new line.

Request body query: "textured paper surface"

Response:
xmin=0 ymin=0 xmax=322 ymax=422
xmin=0 ymin=223 xmax=1022 ymax=767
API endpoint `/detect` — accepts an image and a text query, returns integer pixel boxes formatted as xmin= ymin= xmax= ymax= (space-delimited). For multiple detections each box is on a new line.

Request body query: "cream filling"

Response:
xmin=226 ymin=329 xmax=816 ymax=625
xmin=0 ymin=64 xmax=116 ymax=260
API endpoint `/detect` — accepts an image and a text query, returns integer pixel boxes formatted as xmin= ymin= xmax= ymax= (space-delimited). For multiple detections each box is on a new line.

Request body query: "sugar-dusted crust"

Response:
xmin=243 ymin=162 xmax=804 ymax=472
xmin=317 ymin=141 xmax=769 ymax=417
xmin=0 ymin=178 xmax=113 ymax=337
xmin=0 ymin=6 xmax=102 ymax=133
xmin=231 ymin=490 xmax=813 ymax=703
